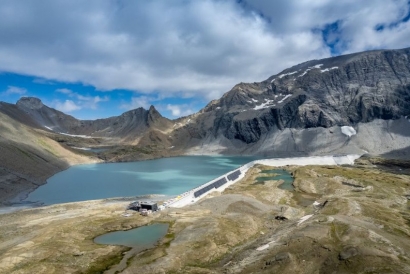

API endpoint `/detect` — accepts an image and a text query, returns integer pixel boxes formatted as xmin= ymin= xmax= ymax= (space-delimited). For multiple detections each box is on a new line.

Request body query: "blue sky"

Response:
xmin=0 ymin=72 xmax=206 ymax=119
xmin=1 ymin=0 xmax=410 ymax=120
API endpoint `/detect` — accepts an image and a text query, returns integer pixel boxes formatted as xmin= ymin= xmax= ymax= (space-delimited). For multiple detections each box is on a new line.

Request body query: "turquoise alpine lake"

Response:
xmin=24 ymin=155 xmax=259 ymax=205
xmin=94 ymin=223 xmax=169 ymax=248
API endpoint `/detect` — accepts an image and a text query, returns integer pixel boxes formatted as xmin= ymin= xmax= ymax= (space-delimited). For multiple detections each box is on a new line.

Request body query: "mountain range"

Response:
xmin=1 ymin=47 xmax=410 ymax=202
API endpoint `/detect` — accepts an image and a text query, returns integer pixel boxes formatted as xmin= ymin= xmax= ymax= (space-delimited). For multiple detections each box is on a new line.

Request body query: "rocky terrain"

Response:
xmin=177 ymin=47 xmax=410 ymax=156
xmin=1 ymin=47 xmax=410 ymax=203
xmin=0 ymin=156 xmax=409 ymax=273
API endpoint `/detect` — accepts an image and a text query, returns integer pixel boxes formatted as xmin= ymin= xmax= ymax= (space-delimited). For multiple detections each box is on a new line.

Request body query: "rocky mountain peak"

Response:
xmin=121 ymin=107 xmax=146 ymax=117
xmin=184 ymin=47 xmax=410 ymax=149
xmin=16 ymin=97 xmax=44 ymax=110
xmin=148 ymin=105 xmax=161 ymax=118
xmin=147 ymin=105 xmax=172 ymax=129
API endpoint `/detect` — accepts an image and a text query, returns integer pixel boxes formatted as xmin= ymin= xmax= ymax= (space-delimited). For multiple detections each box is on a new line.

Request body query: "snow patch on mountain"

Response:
xmin=321 ymin=66 xmax=338 ymax=73
xmin=299 ymin=64 xmax=324 ymax=77
xmin=278 ymin=94 xmax=292 ymax=104
xmin=253 ymin=99 xmax=275 ymax=110
xmin=341 ymin=126 xmax=356 ymax=137
xmin=59 ymin=132 xmax=93 ymax=138
xmin=278 ymin=71 xmax=298 ymax=79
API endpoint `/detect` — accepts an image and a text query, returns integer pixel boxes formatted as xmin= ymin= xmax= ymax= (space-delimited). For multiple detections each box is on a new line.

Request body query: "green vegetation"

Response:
xmin=37 ymin=138 xmax=58 ymax=157
xmin=84 ymin=247 xmax=130 ymax=274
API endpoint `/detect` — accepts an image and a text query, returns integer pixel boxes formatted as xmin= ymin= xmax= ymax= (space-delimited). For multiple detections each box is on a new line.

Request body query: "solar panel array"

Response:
xmin=193 ymin=183 xmax=214 ymax=198
xmin=227 ymin=170 xmax=241 ymax=181
xmin=193 ymin=177 xmax=229 ymax=198
xmin=214 ymin=177 xmax=227 ymax=188
xmin=193 ymin=170 xmax=241 ymax=198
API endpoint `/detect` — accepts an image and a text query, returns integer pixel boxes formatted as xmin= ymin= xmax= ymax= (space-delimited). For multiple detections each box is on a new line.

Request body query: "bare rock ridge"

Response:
xmin=14 ymin=97 xmax=172 ymax=139
xmin=9 ymin=48 xmax=410 ymax=147
xmin=1 ymin=47 xmax=410 ymax=203
xmin=191 ymin=48 xmax=410 ymax=144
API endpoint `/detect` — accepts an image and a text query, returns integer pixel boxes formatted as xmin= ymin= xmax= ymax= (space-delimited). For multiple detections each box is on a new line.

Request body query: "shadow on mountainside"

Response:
xmin=381 ymin=145 xmax=410 ymax=160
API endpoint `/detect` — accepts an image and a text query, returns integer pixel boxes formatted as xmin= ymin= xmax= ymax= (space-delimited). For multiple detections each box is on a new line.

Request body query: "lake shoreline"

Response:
xmin=22 ymin=155 xmax=259 ymax=206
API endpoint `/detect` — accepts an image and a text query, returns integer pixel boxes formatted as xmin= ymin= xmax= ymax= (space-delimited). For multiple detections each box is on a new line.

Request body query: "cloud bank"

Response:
xmin=0 ymin=0 xmax=409 ymax=101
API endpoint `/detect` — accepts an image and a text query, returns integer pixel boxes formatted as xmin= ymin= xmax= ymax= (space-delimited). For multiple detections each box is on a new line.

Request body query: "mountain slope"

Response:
xmin=2 ymin=47 xmax=410 ymax=202
xmin=0 ymin=98 xmax=179 ymax=202
xmin=0 ymin=108 xmax=98 ymax=203
xmin=15 ymin=97 xmax=173 ymax=142
xmin=176 ymin=47 xmax=410 ymax=156
xmin=9 ymin=48 xmax=410 ymax=158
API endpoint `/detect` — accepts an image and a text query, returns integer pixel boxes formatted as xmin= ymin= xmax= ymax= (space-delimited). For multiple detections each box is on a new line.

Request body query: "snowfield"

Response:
xmin=341 ymin=126 xmax=357 ymax=137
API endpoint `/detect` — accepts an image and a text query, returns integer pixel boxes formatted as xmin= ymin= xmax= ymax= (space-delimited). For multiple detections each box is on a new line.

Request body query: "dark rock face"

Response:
xmin=16 ymin=97 xmax=44 ymax=110
xmin=5 ymin=47 xmax=410 ymax=154
xmin=191 ymin=48 xmax=410 ymax=144
xmin=16 ymin=97 xmax=80 ymax=133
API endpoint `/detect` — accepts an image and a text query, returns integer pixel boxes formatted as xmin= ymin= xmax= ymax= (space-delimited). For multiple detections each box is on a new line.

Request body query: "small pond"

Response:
xmin=256 ymin=169 xmax=294 ymax=190
xmin=94 ymin=223 xmax=169 ymax=248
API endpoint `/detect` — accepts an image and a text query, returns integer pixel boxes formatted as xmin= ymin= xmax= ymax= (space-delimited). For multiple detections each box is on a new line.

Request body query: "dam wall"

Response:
xmin=167 ymin=154 xmax=361 ymax=208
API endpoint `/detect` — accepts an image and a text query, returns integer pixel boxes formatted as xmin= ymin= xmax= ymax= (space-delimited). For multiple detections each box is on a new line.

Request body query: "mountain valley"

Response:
xmin=1 ymin=47 xmax=410 ymax=203
xmin=1 ymin=47 xmax=410 ymax=273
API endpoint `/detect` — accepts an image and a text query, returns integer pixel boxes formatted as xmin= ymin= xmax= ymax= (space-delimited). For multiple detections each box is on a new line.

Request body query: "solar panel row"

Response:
xmin=194 ymin=170 xmax=242 ymax=198
xmin=214 ymin=177 xmax=227 ymax=188
xmin=227 ymin=170 xmax=241 ymax=181
xmin=193 ymin=176 xmax=229 ymax=198
xmin=194 ymin=183 xmax=214 ymax=198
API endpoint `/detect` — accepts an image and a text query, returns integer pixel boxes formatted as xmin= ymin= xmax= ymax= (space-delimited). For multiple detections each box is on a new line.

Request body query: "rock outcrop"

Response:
xmin=189 ymin=48 xmax=410 ymax=143
xmin=8 ymin=48 xmax=410 ymax=156
xmin=175 ymin=48 xmax=410 ymax=156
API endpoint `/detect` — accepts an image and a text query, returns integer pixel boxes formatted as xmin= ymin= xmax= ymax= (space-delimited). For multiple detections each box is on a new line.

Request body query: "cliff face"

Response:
xmin=11 ymin=48 xmax=410 ymax=150
xmin=3 ymin=47 xmax=410 ymax=163
xmin=2 ymin=47 xmax=410 ymax=202
xmin=188 ymin=48 xmax=410 ymax=145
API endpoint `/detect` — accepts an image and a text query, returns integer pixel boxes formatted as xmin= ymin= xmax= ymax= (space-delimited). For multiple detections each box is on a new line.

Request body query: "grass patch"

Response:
xmin=330 ymin=222 xmax=350 ymax=244
xmin=84 ymin=247 xmax=130 ymax=274
xmin=37 ymin=138 xmax=58 ymax=156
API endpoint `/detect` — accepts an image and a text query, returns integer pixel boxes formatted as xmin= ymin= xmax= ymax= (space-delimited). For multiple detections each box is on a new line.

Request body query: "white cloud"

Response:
xmin=120 ymin=96 xmax=155 ymax=110
xmin=53 ymin=100 xmax=81 ymax=112
xmin=56 ymin=88 xmax=73 ymax=95
xmin=76 ymin=94 xmax=109 ymax=109
xmin=3 ymin=85 xmax=27 ymax=95
xmin=55 ymin=88 xmax=109 ymax=110
xmin=166 ymin=104 xmax=194 ymax=117
xmin=0 ymin=0 xmax=409 ymax=102
xmin=239 ymin=0 xmax=410 ymax=54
